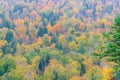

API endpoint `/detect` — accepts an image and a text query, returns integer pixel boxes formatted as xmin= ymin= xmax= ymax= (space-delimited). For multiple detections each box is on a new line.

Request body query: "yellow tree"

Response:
xmin=47 ymin=23 xmax=53 ymax=34
xmin=66 ymin=60 xmax=80 ymax=79
xmin=68 ymin=41 xmax=77 ymax=50
xmin=70 ymin=76 xmax=81 ymax=80
xmin=43 ymin=59 xmax=66 ymax=80
xmin=32 ymin=56 xmax=41 ymax=73
xmin=0 ymin=40 xmax=7 ymax=48
xmin=102 ymin=67 xmax=114 ymax=80
xmin=14 ymin=19 xmax=26 ymax=39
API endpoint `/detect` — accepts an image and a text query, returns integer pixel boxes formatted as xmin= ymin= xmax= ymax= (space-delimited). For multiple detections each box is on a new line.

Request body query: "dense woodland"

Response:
xmin=0 ymin=0 xmax=120 ymax=80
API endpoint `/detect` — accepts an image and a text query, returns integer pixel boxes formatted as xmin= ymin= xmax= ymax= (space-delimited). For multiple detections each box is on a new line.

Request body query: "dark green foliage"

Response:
xmin=13 ymin=5 xmax=24 ymax=13
xmin=43 ymin=35 xmax=49 ymax=46
xmin=51 ymin=34 xmax=57 ymax=43
xmin=80 ymin=63 xmax=86 ymax=76
xmin=0 ymin=14 xmax=15 ymax=29
xmin=40 ymin=10 xmax=60 ymax=26
xmin=39 ymin=54 xmax=50 ymax=70
xmin=37 ymin=27 xmax=48 ymax=37
xmin=2 ymin=38 xmax=16 ymax=55
xmin=5 ymin=31 xmax=14 ymax=43
xmin=1 ymin=43 xmax=17 ymax=55
xmin=78 ymin=43 xmax=86 ymax=54
xmin=0 ymin=55 xmax=16 ymax=76
xmin=115 ymin=72 xmax=120 ymax=80
xmin=115 ymin=15 xmax=120 ymax=26
xmin=66 ymin=36 xmax=73 ymax=42
xmin=10 ymin=23 xmax=16 ymax=29
xmin=25 ymin=51 xmax=40 ymax=64
xmin=2 ymin=31 xmax=17 ymax=55
xmin=55 ymin=42 xmax=63 ymax=50
xmin=100 ymin=15 xmax=120 ymax=67
xmin=9 ymin=40 xmax=17 ymax=54
xmin=53 ymin=71 xmax=58 ymax=80
xmin=38 ymin=50 xmax=51 ymax=75
xmin=0 ymin=19 xmax=10 ymax=28
xmin=1 ymin=45 xmax=12 ymax=55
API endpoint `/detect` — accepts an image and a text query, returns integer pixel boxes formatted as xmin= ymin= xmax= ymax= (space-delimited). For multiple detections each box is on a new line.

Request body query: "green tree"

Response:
xmin=100 ymin=15 xmax=120 ymax=69
xmin=37 ymin=27 xmax=48 ymax=37
xmin=2 ymin=30 xmax=16 ymax=55
xmin=5 ymin=30 xmax=14 ymax=43
xmin=0 ymin=55 xmax=16 ymax=76
xmin=5 ymin=71 xmax=27 ymax=80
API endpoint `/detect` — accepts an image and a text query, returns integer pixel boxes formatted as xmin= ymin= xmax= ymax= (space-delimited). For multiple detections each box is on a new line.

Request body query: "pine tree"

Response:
xmin=101 ymin=15 xmax=120 ymax=68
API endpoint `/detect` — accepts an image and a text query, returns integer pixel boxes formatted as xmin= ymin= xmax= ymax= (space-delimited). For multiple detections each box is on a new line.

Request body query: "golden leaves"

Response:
xmin=70 ymin=76 xmax=81 ymax=80
xmin=0 ymin=52 xmax=2 ymax=57
xmin=14 ymin=19 xmax=25 ymax=26
xmin=0 ymin=40 xmax=6 ymax=48
xmin=97 ymin=19 xmax=107 ymax=25
xmin=75 ymin=33 xmax=86 ymax=42
xmin=47 ymin=24 xmax=53 ymax=34
xmin=47 ymin=23 xmax=61 ymax=34
xmin=68 ymin=41 xmax=77 ymax=49
xmin=102 ymin=67 xmax=114 ymax=80
xmin=24 ymin=38 xmax=43 ymax=52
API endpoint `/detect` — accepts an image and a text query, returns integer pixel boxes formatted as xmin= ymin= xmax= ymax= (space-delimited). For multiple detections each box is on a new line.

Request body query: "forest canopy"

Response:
xmin=0 ymin=0 xmax=120 ymax=80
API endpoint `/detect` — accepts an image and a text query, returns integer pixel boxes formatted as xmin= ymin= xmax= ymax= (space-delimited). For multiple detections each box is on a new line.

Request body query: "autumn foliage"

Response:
xmin=0 ymin=0 xmax=119 ymax=80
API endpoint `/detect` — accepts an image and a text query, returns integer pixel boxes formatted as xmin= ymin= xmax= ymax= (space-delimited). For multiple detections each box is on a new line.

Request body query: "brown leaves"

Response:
xmin=53 ymin=23 xmax=61 ymax=32
xmin=47 ymin=23 xmax=61 ymax=35
xmin=79 ymin=22 xmax=85 ymax=31
xmin=14 ymin=19 xmax=25 ymax=26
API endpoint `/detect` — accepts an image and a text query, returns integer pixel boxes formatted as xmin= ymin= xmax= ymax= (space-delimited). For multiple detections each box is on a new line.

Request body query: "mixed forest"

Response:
xmin=0 ymin=0 xmax=120 ymax=80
